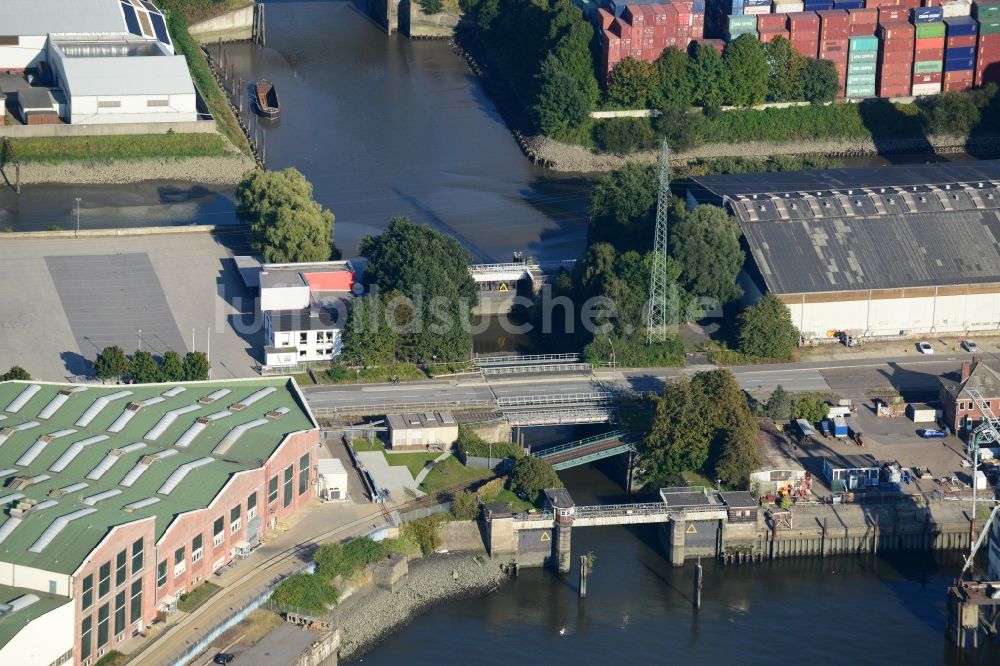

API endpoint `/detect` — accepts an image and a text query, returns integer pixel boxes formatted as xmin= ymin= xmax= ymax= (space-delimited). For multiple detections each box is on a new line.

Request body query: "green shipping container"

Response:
xmin=849 ymin=51 xmax=878 ymax=63
xmin=974 ymin=1 xmax=1000 ymax=20
xmin=848 ymin=62 xmax=876 ymax=74
xmin=848 ymin=36 xmax=879 ymax=52
xmin=981 ymin=19 xmax=1000 ymax=34
xmin=727 ymin=15 xmax=757 ymax=31
xmin=846 ymin=86 xmax=876 ymax=98
xmin=914 ymin=23 xmax=946 ymax=38
xmin=846 ymin=73 xmax=877 ymax=85
xmin=914 ymin=60 xmax=944 ymax=73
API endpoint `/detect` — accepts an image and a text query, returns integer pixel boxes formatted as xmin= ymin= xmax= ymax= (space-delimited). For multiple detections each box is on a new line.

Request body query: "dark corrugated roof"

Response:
xmin=689 ymin=160 xmax=1000 ymax=294
xmin=268 ymin=307 xmax=345 ymax=332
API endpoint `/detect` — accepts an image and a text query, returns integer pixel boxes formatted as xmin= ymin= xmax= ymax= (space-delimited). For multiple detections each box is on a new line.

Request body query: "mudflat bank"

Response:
xmin=337 ymin=553 xmax=511 ymax=662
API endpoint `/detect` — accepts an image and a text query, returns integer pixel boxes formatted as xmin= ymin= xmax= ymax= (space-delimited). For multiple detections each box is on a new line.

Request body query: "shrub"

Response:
xmin=270 ymin=574 xmax=339 ymax=613
xmin=314 ymin=537 xmax=387 ymax=580
xmin=451 ymin=490 xmax=480 ymax=520
xmin=924 ymin=92 xmax=980 ymax=135
xmin=509 ymin=456 xmax=563 ymax=505
xmin=594 ymin=117 xmax=656 ymax=155
xmin=456 ymin=429 xmax=523 ymax=461
xmin=418 ymin=0 xmax=444 ymax=13
xmin=791 ymin=396 xmax=828 ymax=423
xmin=403 ymin=515 xmax=444 ymax=555
xmin=654 ymin=106 xmax=708 ymax=152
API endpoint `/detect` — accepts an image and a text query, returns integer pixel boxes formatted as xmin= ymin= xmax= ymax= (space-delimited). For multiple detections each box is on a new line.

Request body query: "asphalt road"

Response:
xmin=303 ymin=354 xmax=973 ymax=413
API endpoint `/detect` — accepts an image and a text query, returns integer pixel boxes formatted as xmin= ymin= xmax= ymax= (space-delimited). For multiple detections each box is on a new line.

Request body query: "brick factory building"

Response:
xmin=0 ymin=378 xmax=319 ymax=666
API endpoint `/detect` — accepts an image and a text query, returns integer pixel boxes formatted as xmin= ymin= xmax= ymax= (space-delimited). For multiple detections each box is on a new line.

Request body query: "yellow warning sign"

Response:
xmin=499 ymin=282 xmax=509 ymax=292
xmin=686 ymin=523 xmax=698 ymax=534
xmin=540 ymin=532 xmax=551 ymax=542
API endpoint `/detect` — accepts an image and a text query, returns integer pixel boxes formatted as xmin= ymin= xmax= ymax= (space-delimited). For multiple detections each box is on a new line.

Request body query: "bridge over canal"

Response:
xmin=531 ymin=430 xmax=635 ymax=470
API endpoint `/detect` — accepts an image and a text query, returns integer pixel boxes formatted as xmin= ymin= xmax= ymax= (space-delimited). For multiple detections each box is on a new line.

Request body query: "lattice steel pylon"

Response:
xmin=646 ymin=139 xmax=671 ymax=344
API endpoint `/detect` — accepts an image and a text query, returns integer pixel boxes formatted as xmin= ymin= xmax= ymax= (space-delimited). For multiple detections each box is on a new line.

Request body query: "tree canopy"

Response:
xmin=183 ymin=351 xmax=211 ymax=381
xmin=128 ymin=351 xmax=159 ymax=384
xmin=509 ymin=456 xmax=563 ymax=505
xmin=801 ymin=58 xmax=840 ymax=104
xmin=94 ymin=346 xmax=128 ymax=381
xmin=340 ymin=294 xmax=399 ymax=366
xmin=635 ymin=369 xmax=760 ymax=488
xmin=765 ymin=385 xmax=792 ymax=421
xmin=722 ymin=35 xmax=769 ymax=108
xmin=158 ymin=350 xmax=186 ymax=382
xmin=535 ymin=54 xmax=591 ymax=137
xmin=670 ymin=204 xmax=745 ymax=306
xmin=235 ymin=168 xmax=335 ymax=263
xmin=358 ymin=217 xmax=476 ymax=362
xmin=738 ymin=294 xmax=799 ymax=359
xmin=1 ymin=366 xmax=31 ymax=381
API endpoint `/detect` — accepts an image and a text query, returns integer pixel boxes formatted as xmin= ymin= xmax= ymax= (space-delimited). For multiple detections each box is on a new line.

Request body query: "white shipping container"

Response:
xmin=974 ymin=469 xmax=988 ymax=490
xmin=745 ymin=5 xmax=771 ymax=14
xmin=774 ymin=1 xmax=805 ymax=11
xmin=941 ymin=1 xmax=972 ymax=17
xmin=911 ymin=82 xmax=942 ymax=95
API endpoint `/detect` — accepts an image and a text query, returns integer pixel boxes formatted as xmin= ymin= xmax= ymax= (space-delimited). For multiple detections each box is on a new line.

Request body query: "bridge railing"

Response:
xmin=312 ymin=398 xmax=496 ymax=416
xmin=513 ymin=510 xmax=554 ymax=522
xmin=474 ymin=353 xmax=580 ymax=366
xmin=534 ymin=429 xmax=630 ymax=458
xmin=575 ymin=503 xmax=670 ymax=520
xmin=503 ymin=408 xmax=614 ymax=426
xmin=482 ymin=363 xmax=592 ymax=375
xmin=498 ymin=392 xmax=613 ymax=407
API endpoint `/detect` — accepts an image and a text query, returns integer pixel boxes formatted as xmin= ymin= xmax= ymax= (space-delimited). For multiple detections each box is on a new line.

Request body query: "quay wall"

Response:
xmin=188 ymin=4 xmax=256 ymax=43
xmin=0 ymin=120 xmax=217 ymax=138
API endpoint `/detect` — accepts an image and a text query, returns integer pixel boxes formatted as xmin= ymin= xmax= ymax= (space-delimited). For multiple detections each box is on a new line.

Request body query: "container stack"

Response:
xmin=726 ymin=14 xmax=759 ymax=38
xmin=819 ymin=10 xmax=851 ymax=93
xmin=944 ymin=16 xmax=978 ymax=90
xmin=912 ymin=7 xmax=946 ymax=95
xmin=744 ymin=0 xmax=773 ymax=16
xmin=846 ymin=35 xmax=879 ymax=96
xmin=940 ymin=0 xmax=974 ymax=17
xmin=758 ymin=12 xmax=791 ymax=41
xmin=833 ymin=0 xmax=864 ymax=9
xmin=804 ymin=0 xmax=835 ymax=12
xmin=847 ymin=7 xmax=879 ymax=36
xmin=597 ymin=3 xmax=709 ymax=84
xmin=976 ymin=1 xmax=1000 ymax=86
xmin=877 ymin=20 xmax=915 ymax=97
xmin=723 ymin=0 xmax=746 ymax=16
xmin=789 ymin=11 xmax=822 ymax=56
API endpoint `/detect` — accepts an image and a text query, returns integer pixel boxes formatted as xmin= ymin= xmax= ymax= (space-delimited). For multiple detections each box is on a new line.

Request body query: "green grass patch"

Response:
xmin=7 ymin=134 xmax=227 ymax=164
xmin=490 ymin=488 xmax=535 ymax=513
xmin=385 ymin=450 xmax=442 ymax=477
xmin=161 ymin=4 xmax=251 ymax=155
xmin=325 ymin=363 xmax=428 ymax=384
xmin=350 ymin=438 xmax=384 ymax=453
xmin=177 ymin=581 xmax=222 ymax=613
xmin=94 ymin=652 xmax=126 ymax=666
xmin=419 ymin=456 xmax=492 ymax=495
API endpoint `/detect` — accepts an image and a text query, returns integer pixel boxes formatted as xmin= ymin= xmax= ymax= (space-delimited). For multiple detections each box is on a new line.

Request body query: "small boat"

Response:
xmin=254 ymin=79 xmax=280 ymax=119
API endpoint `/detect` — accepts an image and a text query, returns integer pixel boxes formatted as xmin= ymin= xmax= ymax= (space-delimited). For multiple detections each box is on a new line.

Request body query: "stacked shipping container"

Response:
xmin=598 ymin=2 xmax=707 ymax=83
xmin=758 ymin=12 xmax=791 ymax=41
xmin=911 ymin=7 xmax=946 ymax=95
xmin=976 ymin=1 xmax=1000 ymax=85
xmin=944 ymin=16 xmax=978 ymax=90
xmin=847 ymin=35 xmax=879 ymax=95
xmin=819 ymin=9 xmax=852 ymax=92
xmin=878 ymin=20 xmax=915 ymax=96
xmin=789 ymin=10 xmax=822 ymax=55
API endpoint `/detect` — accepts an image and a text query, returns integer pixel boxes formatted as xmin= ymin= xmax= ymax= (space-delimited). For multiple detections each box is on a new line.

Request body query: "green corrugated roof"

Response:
xmin=0 ymin=378 xmax=315 ymax=574
xmin=0 ymin=584 xmax=72 ymax=649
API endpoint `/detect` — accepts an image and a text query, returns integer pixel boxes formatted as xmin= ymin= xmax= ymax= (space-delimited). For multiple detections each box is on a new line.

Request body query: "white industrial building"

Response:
xmin=0 ymin=0 xmax=196 ymax=125
xmin=386 ymin=412 xmax=459 ymax=451
xmin=688 ymin=161 xmax=1000 ymax=343
xmin=236 ymin=259 xmax=356 ymax=370
xmin=316 ymin=459 xmax=349 ymax=502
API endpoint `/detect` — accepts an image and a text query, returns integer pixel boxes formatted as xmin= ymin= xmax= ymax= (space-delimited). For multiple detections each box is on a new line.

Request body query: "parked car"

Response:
xmin=213 ymin=654 xmax=235 ymax=665
xmin=918 ymin=428 xmax=947 ymax=439
xmin=961 ymin=340 xmax=980 ymax=353
xmin=916 ymin=341 xmax=934 ymax=354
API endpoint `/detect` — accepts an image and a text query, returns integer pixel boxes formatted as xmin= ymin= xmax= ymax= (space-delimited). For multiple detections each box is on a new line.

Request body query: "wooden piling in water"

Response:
xmin=579 ymin=555 xmax=588 ymax=599
xmin=693 ymin=560 xmax=703 ymax=610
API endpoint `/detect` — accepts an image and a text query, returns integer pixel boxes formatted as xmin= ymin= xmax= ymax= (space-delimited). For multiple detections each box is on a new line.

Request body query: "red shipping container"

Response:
xmin=598 ymin=8 xmax=615 ymax=30
xmin=758 ymin=13 xmax=789 ymax=31
xmin=624 ymin=6 xmax=645 ymax=26
xmin=947 ymin=35 xmax=977 ymax=48
xmin=914 ymin=48 xmax=944 ymax=60
xmin=879 ymin=22 xmax=914 ymax=39
xmin=912 ymin=72 xmax=943 ymax=83
xmin=788 ymin=11 xmax=821 ymax=25
xmin=792 ymin=42 xmax=820 ymax=57
xmin=944 ymin=80 xmax=973 ymax=91
xmin=850 ymin=25 xmax=877 ymax=36
xmin=914 ymin=37 xmax=945 ymax=50
xmin=848 ymin=7 xmax=878 ymax=23
xmin=880 ymin=62 xmax=914 ymax=75
xmin=945 ymin=70 xmax=974 ymax=80
xmin=760 ymin=29 xmax=792 ymax=43
xmin=818 ymin=9 xmax=851 ymax=25
xmin=652 ymin=5 xmax=668 ymax=24
xmin=630 ymin=48 xmax=643 ymax=58
xmin=878 ymin=7 xmax=907 ymax=21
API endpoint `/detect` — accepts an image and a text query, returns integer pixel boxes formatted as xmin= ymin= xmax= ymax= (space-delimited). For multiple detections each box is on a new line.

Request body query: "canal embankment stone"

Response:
xmin=10 ymin=151 xmax=256 ymax=186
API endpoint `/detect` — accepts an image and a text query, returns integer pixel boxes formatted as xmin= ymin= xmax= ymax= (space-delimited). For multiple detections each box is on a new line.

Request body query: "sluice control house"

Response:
xmin=0 ymin=378 xmax=319 ymax=666
xmin=0 ymin=0 xmax=197 ymax=125
xmin=688 ymin=160 xmax=1000 ymax=343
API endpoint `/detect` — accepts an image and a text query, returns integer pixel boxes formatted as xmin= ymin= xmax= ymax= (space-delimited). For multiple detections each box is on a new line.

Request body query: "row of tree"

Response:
xmin=93 ymin=346 xmax=211 ymax=384
xmin=461 ymin=0 xmax=601 ymax=138
xmin=608 ymin=36 xmax=839 ymax=112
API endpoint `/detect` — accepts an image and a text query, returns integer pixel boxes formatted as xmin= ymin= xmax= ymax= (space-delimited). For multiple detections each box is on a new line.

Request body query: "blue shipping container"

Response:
xmin=804 ymin=1 xmax=834 ymax=9
xmin=745 ymin=0 xmax=770 ymax=5
xmin=912 ymin=7 xmax=944 ymax=23
xmin=832 ymin=416 xmax=849 ymax=438
xmin=944 ymin=57 xmax=977 ymax=71
xmin=834 ymin=0 xmax=865 ymax=8
xmin=944 ymin=17 xmax=979 ymax=37
xmin=693 ymin=0 xmax=706 ymax=11
xmin=947 ymin=46 xmax=977 ymax=59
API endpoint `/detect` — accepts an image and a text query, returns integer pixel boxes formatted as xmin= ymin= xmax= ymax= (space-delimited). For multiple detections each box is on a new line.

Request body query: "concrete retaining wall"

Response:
xmin=462 ymin=456 xmax=514 ymax=473
xmin=406 ymin=3 xmax=460 ymax=37
xmin=1 ymin=224 xmax=224 ymax=240
xmin=0 ymin=120 xmax=217 ymax=138
xmin=189 ymin=4 xmax=256 ymax=43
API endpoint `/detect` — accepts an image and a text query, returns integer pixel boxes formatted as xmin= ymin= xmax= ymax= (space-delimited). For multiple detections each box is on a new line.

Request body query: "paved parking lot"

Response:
xmin=0 ymin=231 xmax=262 ymax=381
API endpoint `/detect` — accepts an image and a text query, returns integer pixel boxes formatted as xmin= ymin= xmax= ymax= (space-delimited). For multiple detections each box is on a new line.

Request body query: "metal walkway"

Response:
xmin=533 ymin=429 xmax=634 ymax=470
xmin=474 ymin=353 xmax=581 ymax=367
xmin=503 ymin=408 xmax=614 ymax=426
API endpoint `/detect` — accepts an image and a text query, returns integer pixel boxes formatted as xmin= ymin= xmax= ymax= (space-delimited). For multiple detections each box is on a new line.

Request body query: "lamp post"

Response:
xmin=607 ymin=336 xmax=617 ymax=390
xmin=75 ymin=197 xmax=81 ymax=238
xmin=137 ymin=329 xmax=142 ymax=352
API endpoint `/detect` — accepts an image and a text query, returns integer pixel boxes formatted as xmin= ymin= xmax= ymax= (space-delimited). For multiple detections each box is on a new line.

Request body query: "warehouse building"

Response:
xmin=0 ymin=1 xmax=196 ymax=125
xmin=0 ymin=378 xmax=319 ymax=665
xmin=688 ymin=160 xmax=1000 ymax=343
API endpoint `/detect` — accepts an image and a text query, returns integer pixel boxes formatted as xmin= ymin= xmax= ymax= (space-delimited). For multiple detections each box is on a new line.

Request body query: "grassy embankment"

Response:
xmin=5 ymin=134 xmax=227 ymax=164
